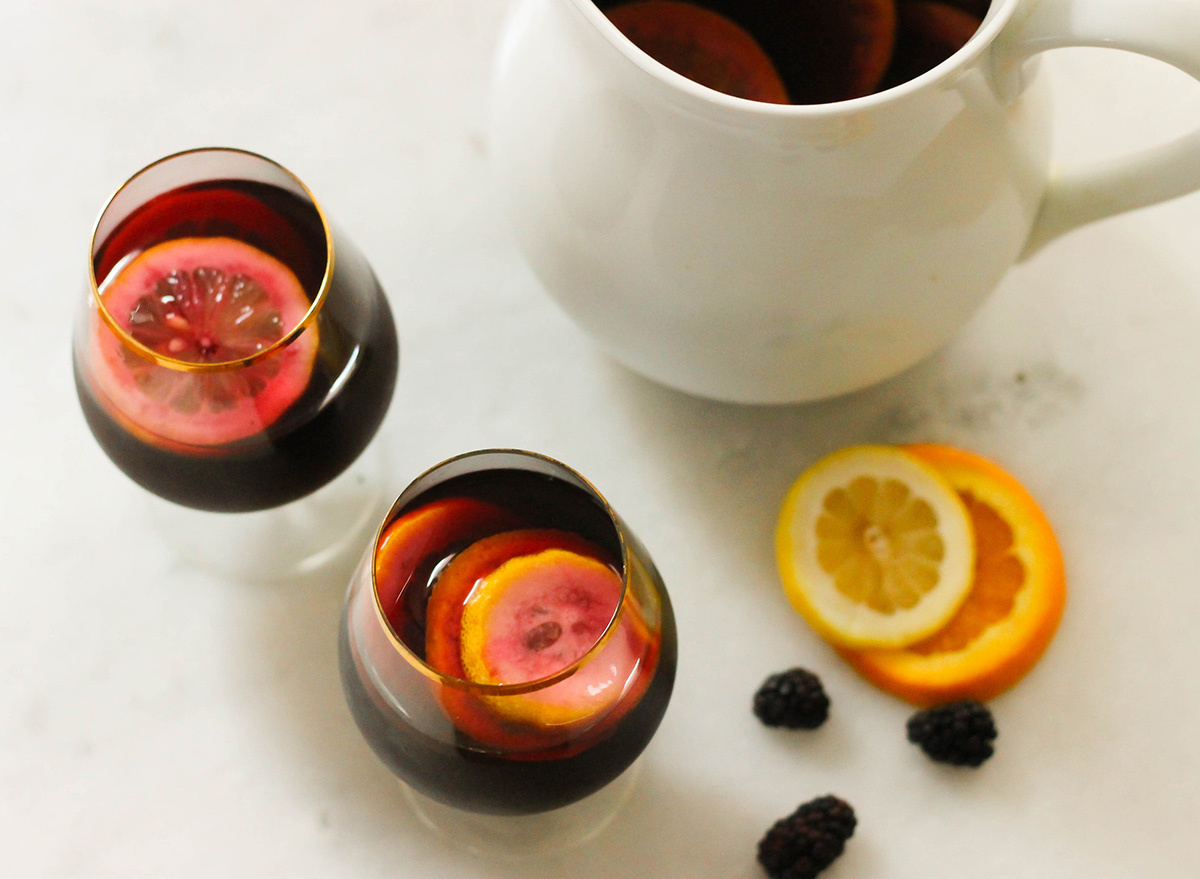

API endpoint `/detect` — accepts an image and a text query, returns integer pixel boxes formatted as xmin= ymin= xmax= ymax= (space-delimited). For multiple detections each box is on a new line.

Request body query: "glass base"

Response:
xmin=403 ymin=760 xmax=641 ymax=860
xmin=148 ymin=441 xmax=391 ymax=582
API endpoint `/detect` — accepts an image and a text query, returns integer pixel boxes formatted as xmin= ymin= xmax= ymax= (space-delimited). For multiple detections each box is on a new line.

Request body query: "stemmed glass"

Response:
xmin=339 ymin=450 xmax=677 ymax=856
xmin=72 ymin=147 xmax=398 ymax=579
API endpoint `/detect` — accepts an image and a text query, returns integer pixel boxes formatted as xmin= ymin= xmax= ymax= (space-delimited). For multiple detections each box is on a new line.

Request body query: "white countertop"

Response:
xmin=4 ymin=2 xmax=1200 ymax=876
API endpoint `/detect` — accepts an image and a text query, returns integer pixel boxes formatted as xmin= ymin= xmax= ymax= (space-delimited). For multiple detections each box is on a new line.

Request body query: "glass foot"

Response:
xmin=403 ymin=759 xmax=641 ymax=860
xmin=148 ymin=440 xmax=392 ymax=582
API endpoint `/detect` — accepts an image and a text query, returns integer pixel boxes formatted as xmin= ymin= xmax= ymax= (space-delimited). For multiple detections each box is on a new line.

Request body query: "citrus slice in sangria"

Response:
xmin=459 ymin=548 xmax=640 ymax=729
xmin=90 ymin=236 xmax=318 ymax=447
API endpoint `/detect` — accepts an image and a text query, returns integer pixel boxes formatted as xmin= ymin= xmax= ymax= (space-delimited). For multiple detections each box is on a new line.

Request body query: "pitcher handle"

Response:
xmin=993 ymin=0 xmax=1200 ymax=256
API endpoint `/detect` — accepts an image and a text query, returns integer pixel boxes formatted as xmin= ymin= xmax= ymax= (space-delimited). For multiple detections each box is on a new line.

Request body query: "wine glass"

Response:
xmin=339 ymin=449 xmax=677 ymax=856
xmin=72 ymin=147 xmax=398 ymax=579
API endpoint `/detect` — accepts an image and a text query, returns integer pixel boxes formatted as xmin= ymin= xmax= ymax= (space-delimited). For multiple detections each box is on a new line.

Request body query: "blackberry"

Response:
xmin=757 ymin=795 xmax=856 ymax=879
xmin=753 ymin=668 xmax=830 ymax=729
xmin=906 ymin=700 xmax=997 ymax=767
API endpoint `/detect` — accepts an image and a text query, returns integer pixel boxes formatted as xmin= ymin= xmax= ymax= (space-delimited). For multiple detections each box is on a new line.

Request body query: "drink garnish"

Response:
xmin=776 ymin=444 xmax=976 ymax=648
xmin=838 ymin=444 xmax=1066 ymax=705
xmin=90 ymin=236 xmax=318 ymax=447
xmin=459 ymin=547 xmax=638 ymax=728
xmin=752 ymin=668 xmax=830 ymax=730
xmin=757 ymin=795 xmax=857 ymax=879
xmin=906 ymin=699 xmax=997 ymax=766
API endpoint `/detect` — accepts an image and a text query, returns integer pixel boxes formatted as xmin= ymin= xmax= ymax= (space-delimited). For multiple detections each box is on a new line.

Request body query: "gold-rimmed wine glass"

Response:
xmin=73 ymin=147 xmax=398 ymax=579
xmin=339 ymin=449 xmax=677 ymax=856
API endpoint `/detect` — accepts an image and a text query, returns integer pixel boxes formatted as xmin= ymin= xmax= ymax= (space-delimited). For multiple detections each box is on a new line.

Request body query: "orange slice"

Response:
xmin=839 ymin=444 xmax=1066 ymax=705
xmin=373 ymin=497 xmax=521 ymax=629
xmin=605 ymin=1 xmax=790 ymax=103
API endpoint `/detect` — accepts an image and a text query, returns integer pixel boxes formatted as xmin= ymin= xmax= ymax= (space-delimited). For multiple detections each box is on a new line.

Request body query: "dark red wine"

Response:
xmin=339 ymin=619 xmax=677 ymax=814
xmin=339 ymin=467 xmax=677 ymax=815
xmin=74 ymin=179 xmax=398 ymax=512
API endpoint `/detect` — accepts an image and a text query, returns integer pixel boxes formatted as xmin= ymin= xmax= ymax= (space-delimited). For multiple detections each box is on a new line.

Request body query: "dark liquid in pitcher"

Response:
xmin=598 ymin=0 xmax=990 ymax=104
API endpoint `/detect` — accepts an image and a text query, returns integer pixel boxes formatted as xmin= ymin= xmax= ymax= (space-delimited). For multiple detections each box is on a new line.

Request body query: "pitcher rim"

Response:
xmin=565 ymin=0 xmax=1019 ymax=115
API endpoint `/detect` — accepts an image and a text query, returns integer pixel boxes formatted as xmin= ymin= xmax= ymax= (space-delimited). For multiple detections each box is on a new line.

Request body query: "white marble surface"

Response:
xmin=4 ymin=2 xmax=1200 ymax=876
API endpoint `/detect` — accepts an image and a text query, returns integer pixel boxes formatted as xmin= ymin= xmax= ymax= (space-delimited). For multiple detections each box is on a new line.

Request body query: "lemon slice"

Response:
xmin=459 ymin=547 xmax=636 ymax=729
xmin=776 ymin=445 xmax=975 ymax=648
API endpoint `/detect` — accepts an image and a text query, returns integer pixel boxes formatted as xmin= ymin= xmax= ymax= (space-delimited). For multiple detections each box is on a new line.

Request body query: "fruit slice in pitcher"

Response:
xmin=605 ymin=0 xmax=790 ymax=103
xmin=90 ymin=236 xmax=319 ymax=448
xmin=882 ymin=1 xmax=982 ymax=88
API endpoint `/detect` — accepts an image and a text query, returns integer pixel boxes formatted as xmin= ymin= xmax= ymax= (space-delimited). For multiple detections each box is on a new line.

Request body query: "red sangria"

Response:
xmin=598 ymin=0 xmax=989 ymax=104
xmin=339 ymin=451 xmax=676 ymax=831
xmin=73 ymin=149 xmax=397 ymax=513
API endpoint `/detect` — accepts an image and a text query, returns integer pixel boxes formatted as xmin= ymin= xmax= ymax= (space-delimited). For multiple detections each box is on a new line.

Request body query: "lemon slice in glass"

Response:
xmin=776 ymin=445 xmax=975 ymax=648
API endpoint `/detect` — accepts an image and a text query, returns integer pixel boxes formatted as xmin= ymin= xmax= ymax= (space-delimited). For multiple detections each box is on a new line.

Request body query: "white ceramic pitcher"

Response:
xmin=490 ymin=0 xmax=1200 ymax=403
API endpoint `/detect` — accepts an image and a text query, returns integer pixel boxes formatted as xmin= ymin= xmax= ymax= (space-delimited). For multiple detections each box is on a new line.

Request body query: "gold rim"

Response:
xmin=87 ymin=146 xmax=335 ymax=373
xmin=369 ymin=449 xmax=634 ymax=696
